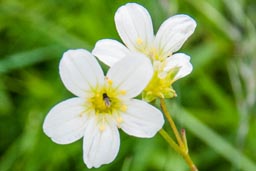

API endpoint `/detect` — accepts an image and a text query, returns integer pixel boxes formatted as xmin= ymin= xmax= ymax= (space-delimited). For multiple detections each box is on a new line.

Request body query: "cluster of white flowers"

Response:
xmin=93 ymin=3 xmax=196 ymax=102
xmin=43 ymin=3 xmax=196 ymax=168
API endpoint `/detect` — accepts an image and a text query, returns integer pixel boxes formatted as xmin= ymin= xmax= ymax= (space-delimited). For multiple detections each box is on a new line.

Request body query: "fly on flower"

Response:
xmin=102 ymin=93 xmax=111 ymax=107
xmin=92 ymin=3 xmax=197 ymax=102
xmin=43 ymin=49 xmax=164 ymax=168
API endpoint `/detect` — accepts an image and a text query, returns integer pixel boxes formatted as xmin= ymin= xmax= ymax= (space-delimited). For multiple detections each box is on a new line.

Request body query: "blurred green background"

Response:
xmin=0 ymin=0 xmax=256 ymax=170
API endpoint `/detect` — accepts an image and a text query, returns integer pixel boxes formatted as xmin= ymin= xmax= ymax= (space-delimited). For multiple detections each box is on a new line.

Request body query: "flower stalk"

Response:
xmin=159 ymin=98 xmax=198 ymax=171
xmin=160 ymin=98 xmax=183 ymax=147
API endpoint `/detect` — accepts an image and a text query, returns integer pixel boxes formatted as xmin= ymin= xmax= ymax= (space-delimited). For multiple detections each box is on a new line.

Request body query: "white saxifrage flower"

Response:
xmin=43 ymin=49 xmax=164 ymax=168
xmin=92 ymin=3 xmax=197 ymax=101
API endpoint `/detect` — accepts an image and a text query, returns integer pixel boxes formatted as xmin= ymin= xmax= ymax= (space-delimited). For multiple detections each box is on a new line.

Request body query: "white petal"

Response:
xmin=115 ymin=3 xmax=154 ymax=52
xmin=164 ymin=53 xmax=193 ymax=80
xmin=92 ymin=39 xmax=129 ymax=67
xmin=120 ymin=99 xmax=164 ymax=138
xmin=43 ymin=98 xmax=87 ymax=144
xmin=107 ymin=53 xmax=153 ymax=98
xmin=60 ymin=49 xmax=104 ymax=97
xmin=155 ymin=15 xmax=196 ymax=57
xmin=83 ymin=117 xmax=120 ymax=168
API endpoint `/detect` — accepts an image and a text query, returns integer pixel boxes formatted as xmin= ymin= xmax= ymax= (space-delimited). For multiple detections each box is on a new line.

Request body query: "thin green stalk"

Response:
xmin=160 ymin=98 xmax=183 ymax=148
xmin=159 ymin=129 xmax=181 ymax=154
xmin=159 ymin=129 xmax=198 ymax=171
xmin=159 ymin=98 xmax=198 ymax=171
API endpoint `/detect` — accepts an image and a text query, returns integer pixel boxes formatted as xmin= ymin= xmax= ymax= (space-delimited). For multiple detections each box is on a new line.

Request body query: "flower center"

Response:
xmin=142 ymin=62 xmax=178 ymax=102
xmin=87 ymin=79 xmax=127 ymax=115
xmin=88 ymin=90 xmax=117 ymax=114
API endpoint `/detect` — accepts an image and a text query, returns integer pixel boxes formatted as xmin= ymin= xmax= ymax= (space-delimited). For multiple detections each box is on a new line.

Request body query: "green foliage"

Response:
xmin=0 ymin=0 xmax=256 ymax=171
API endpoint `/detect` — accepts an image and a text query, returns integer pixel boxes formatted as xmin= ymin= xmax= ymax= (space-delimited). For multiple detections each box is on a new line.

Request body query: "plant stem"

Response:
xmin=159 ymin=98 xmax=198 ymax=171
xmin=160 ymin=98 xmax=183 ymax=147
xmin=159 ymin=129 xmax=198 ymax=171
xmin=159 ymin=129 xmax=181 ymax=154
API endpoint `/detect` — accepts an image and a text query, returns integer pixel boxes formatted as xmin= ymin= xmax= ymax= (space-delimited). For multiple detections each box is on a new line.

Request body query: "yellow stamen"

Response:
xmin=120 ymin=90 xmax=126 ymax=95
xmin=117 ymin=117 xmax=123 ymax=124
xmin=99 ymin=124 xmax=105 ymax=132
xmin=105 ymin=77 xmax=113 ymax=85
xmin=120 ymin=105 xmax=127 ymax=112
xmin=116 ymin=117 xmax=123 ymax=128
xmin=136 ymin=38 xmax=143 ymax=45
xmin=149 ymin=48 xmax=157 ymax=59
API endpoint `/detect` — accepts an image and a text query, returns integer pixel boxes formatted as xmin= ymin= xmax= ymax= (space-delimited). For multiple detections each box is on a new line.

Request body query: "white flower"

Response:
xmin=92 ymin=3 xmax=196 ymax=101
xmin=43 ymin=49 xmax=164 ymax=168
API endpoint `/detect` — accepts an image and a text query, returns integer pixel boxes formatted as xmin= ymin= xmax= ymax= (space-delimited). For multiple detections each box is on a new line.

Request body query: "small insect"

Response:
xmin=103 ymin=93 xmax=111 ymax=107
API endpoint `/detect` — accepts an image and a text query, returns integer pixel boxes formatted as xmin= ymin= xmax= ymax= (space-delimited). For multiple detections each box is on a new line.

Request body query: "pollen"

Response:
xmin=105 ymin=77 xmax=113 ymax=85
xmin=136 ymin=38 xmax=143 ymax=45
xmin=116 ymin=117 xmax=123 ymax=128
xmin=120 ymin=90 xmax=126 ymax=95
xmin=99 ymin=124 xmax=105 ymax=132
xmin=120 ymin=104 xmax=127 ymax=112
xmin=117 ymin=117 xmax=123 ymax=124
xmin=149 ymin=48 xmax=158 ymax=60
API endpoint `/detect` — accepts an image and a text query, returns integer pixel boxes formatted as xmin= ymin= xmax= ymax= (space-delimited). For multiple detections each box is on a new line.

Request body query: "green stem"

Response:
xmin=160 ymin=98 xmax=183 ymax=147
xmin=159 ymin=129 xmax=198 ymax=171
xmin=159 ymin=129 xmax=181 ymax=154
xmin=159 ymin=98 xmax=198 ymax=171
